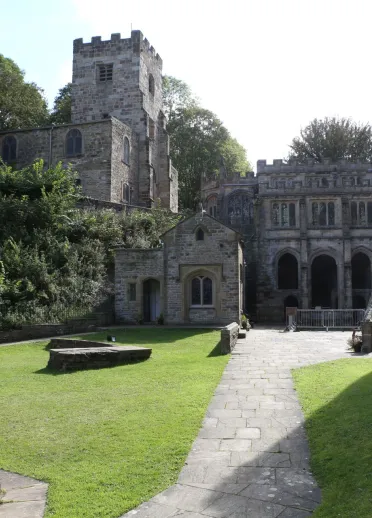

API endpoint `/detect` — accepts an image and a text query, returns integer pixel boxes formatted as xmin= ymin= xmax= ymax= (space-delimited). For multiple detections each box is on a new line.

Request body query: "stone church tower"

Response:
xmin=72 ymin=31 xmax=177 ymax=210
xmin=0 ymin=31 xmax=178 ymax=212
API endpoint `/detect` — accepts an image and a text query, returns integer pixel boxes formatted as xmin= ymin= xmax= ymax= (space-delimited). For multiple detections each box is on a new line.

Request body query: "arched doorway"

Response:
xmin=283 ymin=295 xmax=298 ymax=322
xmin=143 ymin=279 xmax=160 ymax=322
xmin=278 ymin=253 xmax=298 ymax=289
xmin=352 ymin=295 xmax=366 ymax=309
xmin=311 ymin=255 xmax=338 ymax=308
xmin=352 ymin=252 xmax=371 ymax=289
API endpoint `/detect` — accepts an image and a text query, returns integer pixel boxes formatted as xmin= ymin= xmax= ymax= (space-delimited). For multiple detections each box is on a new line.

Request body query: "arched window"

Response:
xmin=149 ymin=74 xmax=155 ymax=96
xmin=191 ymin=276 xmax=212 ymax=306
xmin=1 ymin=136 xmax=17 ymax=162
xmin=228 ymin=194 xmax=254 ymax=224
xmin=66 ymin=129 xmax=82 ymax=157
xmin=123 ymin=137 xmax=130 ymax=164
xmin=196 ymin=228 xmax=204 ymax=241
xmin=207 ymin=196 xmax=217 ymax=218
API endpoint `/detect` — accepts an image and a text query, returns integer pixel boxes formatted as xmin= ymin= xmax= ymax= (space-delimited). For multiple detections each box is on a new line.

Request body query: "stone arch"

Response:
xmin=351 ymin=251 xmax=371 ymax=289
xmin=311 ymin=254 xmax=338 ymax=308
xmin=277 ymin=252 xmax=299 ymax=289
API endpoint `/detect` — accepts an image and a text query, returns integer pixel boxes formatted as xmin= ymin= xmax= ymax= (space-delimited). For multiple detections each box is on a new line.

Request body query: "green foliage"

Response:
xmin=0 ymin=329 xmax=228 ymax=517
xmin=163 ymin=75 xmax=251 ymax=209
xmin=49 ymin=83 xmax=72 ymax=124
xmin=293 ymin=359 xmax=372 ymax=517
xmin=0 ymin=54 xmax=49 ymax=130
xmin=288 ymin=117 xmax=372 ymax=163
xmin=0 ymin=161 xmax=179 ymax=328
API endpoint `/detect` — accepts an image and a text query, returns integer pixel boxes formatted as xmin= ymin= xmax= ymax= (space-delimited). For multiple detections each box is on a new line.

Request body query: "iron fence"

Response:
xmin=292 ymin=309 xmax=365 ymax=330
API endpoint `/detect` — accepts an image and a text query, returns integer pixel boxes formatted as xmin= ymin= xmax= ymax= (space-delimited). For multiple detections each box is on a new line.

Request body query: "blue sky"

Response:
xmin=1 ymin=0 xmax=371 ymax=169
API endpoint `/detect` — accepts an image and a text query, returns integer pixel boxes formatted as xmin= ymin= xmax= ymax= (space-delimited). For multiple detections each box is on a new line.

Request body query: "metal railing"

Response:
xmin=293 ymin=309 xmax=365 ymax=329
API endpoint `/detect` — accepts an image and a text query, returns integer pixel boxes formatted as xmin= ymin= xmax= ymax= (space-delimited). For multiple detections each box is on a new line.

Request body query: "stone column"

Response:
xmin=301 ymin=266 xmax=309 ymax=309
xmin=344 ymin=263 xmax=352 ymax=309
xmin=342 ymin=197 xmax=352 ymax=309
xmin=299 ymin=199 xmax=308 ymax=308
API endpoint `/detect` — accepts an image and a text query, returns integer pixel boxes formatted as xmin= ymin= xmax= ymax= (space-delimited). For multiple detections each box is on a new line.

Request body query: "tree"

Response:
xmin=162 ymin=76 xmax=197 ymax=120
xmin=0 ymin=160 xmax=179 ymax=328
xmin=288 ymin=117 xmax=372 ymax=163
xmin=163 ymin=76 xmax=251 ymax=209
xmin=50 ymin=83 xmax=72 ymax=124
xmin=0 ymin=55 xmax=49 ymax=130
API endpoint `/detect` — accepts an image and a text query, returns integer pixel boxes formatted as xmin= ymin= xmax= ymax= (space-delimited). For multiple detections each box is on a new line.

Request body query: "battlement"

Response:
xmin=257 ymin=159 xmax=372 ymax=175
xmin=73 ymin=30 xmax=162 ymax=64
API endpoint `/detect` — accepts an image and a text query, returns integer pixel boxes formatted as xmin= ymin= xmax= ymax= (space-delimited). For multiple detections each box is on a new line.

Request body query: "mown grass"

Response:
xmin=0 ymin=328 xmax=228 ymax=518
xmin=293 ymin=358 xmax=372 ymax=518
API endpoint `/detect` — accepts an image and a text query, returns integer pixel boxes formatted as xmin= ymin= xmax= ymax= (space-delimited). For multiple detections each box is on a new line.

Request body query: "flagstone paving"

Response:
xmin=122 ymin=328 xmax=357 ymax=518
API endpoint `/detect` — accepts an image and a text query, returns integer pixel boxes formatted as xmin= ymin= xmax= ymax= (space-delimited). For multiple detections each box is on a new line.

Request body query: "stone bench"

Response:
xmin=220 ymin=322 xmax=240 ymax=354
xmin=48 ymin=346 xmax=152 ymax=371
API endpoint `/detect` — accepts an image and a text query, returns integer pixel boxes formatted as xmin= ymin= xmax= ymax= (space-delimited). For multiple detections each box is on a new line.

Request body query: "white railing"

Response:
xmin=291 ymin=309 xmax=365 ymax=329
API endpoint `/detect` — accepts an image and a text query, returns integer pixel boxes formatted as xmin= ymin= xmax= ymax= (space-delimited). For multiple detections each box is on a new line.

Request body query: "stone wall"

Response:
xmin=115 ymin=248 xmax=164 ymax=323
xmin=162 ymin=214 xmax=243 ymax=325
xmin=202 ymin=160 xmax=372 ymax=321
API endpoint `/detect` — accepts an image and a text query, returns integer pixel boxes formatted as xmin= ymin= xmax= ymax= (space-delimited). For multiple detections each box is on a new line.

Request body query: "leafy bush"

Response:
xmin=0 ymin=160 xmax=180 ymax=329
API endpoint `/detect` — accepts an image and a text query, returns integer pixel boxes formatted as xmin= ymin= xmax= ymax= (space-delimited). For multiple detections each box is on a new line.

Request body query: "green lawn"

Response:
xmin=0 ymin=329 xmax=228 ymax=518
xmin=293 ymin=358 xmax=372 ymax=518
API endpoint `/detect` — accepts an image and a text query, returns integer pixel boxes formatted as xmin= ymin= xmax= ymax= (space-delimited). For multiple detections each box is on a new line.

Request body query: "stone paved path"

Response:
xmin=0 ymin=470 xmax=47 ymax=517
xmin=122 ymin=328 xmax=357 ymax=518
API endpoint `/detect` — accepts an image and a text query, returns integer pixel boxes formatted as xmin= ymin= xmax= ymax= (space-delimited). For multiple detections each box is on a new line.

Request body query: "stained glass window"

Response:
xmin=328 ymin=202 xmax=335 ymax=226
xmin=312 ymin=203 xmax=319 ymax=225
xmin=289 ymin=203 xmax=296 ymax=226
xmin=191 ymin=278 xmax=201 ymax=305
xmin=272 ymin=204 xmax=279 ymax=226
xmin=319 ymin=202 xmax=327 ymax=226
xmin=203 ymin=278 xmax=212 ymax=305
xmin=66 ymin=129 xmax=82 ymax=157
xmin=191 ymin=276 xmax=213 ymax=306
xmin=351 ymin=202 xmax=358 ymax=226
xmin=359 ymin=202 xmax=366 ymax=226
xmin=1 ymin=136 xmax=16 ymax=162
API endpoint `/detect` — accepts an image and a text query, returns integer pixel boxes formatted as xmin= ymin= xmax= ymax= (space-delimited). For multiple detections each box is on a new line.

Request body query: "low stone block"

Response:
xmin=47 ymin=346 xmax=151 ymax=371
xmin=220 ymin=322 xmax=240 ymax=354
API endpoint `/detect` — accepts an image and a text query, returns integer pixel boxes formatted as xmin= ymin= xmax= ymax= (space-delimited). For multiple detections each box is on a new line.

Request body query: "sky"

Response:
xmin=1 ymin=0 xmax=371 ymax=170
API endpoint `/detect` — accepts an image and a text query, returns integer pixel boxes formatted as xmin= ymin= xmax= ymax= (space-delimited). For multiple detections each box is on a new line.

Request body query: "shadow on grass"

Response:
xmin=207 ymin=341 xmax=226 ymax=357
xmin=293 ymin=363 xmax=372 ymax=517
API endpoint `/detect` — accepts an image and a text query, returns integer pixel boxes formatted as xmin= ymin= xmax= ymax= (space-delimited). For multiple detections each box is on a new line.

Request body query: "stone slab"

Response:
xmin=47 ymin=345 xmax=151 ymax=370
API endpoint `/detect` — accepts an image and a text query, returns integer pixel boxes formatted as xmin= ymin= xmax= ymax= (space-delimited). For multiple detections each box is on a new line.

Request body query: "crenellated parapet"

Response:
xmin=257 ymin=158 xmax=372 ymax=175
xmin=73 ymin=30 xmax=163 ymax=65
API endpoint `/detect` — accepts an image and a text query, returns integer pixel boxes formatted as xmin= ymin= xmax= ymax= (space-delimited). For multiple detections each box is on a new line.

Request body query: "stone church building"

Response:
xmin=202 ymin=159 xmax=372 ymax=321
xmin=115 ymin=214 xmax=244 ymax=325
xmin=2 ymin=30 xmax=372 ymax=323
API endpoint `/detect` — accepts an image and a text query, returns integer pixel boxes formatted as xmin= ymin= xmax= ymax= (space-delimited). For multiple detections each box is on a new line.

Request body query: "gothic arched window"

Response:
xmin=66 ymin=129 xmax=82 ymax=157
xmin=123 ymin=137 xmax=130 ymax=164
xmin=191 ymin=276 xmax=212 ymax=306
xmin=228 ymin=194 xmax=254 ymax=224
xmin=196 ymin=228 xmax=204 ymax=241
xmin=1 ymin=136 xmax=17 ymax=162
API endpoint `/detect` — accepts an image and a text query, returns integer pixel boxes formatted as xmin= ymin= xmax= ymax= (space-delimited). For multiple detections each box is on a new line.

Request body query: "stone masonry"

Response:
xmin=0 ymin=31 xmax=178 ymax=212
xmin=202 ymin=159 xmax=372 ymax=321
xmin=115 ymin=214 xmax=244 ymax=325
